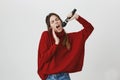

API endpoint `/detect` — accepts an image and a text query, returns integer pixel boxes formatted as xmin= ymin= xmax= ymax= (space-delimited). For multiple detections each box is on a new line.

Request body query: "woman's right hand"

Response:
xmin=52 ymin=29 xmax=60 ymax=45
xmin=67 ymin=13 xmax=79 ymax=21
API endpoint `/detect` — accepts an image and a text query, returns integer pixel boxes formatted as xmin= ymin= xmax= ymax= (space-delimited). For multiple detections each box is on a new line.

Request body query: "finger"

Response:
xmin=52 ymin=29 xmax=57 ymax=38
xmin=67 ymin=12 xmax=72 ymax=18
xmin=68 ymin=13 xmax=78 ymax=21
xmin=67 ymin=12 xmax=75 ymax=22
xmin=52 ymin=29 xmax=60 ymax=45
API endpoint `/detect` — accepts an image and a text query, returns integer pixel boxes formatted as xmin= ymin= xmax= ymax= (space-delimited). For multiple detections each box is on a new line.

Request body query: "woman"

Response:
xmin=37 ymin=12 xmax=94 ymax=80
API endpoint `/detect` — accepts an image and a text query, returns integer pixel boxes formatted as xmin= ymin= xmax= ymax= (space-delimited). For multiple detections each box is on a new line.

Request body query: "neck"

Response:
xmin=55 ymin=29 xmax=65 ymax=38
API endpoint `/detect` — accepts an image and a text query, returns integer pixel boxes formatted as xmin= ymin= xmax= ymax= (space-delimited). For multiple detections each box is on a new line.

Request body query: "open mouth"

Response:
xmin=56 ymin=25 xmax=60 ymax=28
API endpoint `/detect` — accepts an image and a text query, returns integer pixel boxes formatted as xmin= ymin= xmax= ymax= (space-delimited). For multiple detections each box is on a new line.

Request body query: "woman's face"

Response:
xmin=49 ymin=15 xmax=63 ymax=33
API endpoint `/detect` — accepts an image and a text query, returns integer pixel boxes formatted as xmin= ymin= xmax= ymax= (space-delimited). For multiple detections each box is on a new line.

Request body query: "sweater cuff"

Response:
xmin=54 ymin=44 xmax=58 ymax=46
xmin=53 ymin=44 xmax=58 ymax=48
xmin=76 ymin=16 xmax=82 ymax=22
xmin=76 ymin=15 xmax=88 ymax=24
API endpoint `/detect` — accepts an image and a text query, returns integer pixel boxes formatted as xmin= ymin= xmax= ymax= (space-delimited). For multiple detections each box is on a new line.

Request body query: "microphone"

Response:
xmin=62 ymin=9 xmax=77 ymax=27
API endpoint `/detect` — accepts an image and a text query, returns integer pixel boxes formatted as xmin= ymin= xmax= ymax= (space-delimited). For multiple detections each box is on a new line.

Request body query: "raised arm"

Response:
xmin=76 ymin=15 xmax=94 ymax=40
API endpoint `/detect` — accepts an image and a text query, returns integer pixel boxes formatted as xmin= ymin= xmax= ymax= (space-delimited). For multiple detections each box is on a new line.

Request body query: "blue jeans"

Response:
xmin=46 ymin=73 xmax=71 ymax=80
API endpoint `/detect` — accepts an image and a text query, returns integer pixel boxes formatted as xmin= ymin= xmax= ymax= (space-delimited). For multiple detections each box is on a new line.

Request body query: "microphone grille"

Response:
xmin=62 ymin=22 xmax=67 ymax=27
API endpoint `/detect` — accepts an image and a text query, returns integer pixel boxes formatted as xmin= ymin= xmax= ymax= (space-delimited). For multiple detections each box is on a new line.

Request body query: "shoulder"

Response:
xmin=41 ymin=31 xmax=49 ymax=36
xmin=67 ymin=31 xmax=82 ymax=39
xmin=42 ymin=31 xmax=49 ymax=34
xmin=67 ymin=31 xmax=82 ymax=36
xmin=40 ymin=31 xmax=50 ymax=39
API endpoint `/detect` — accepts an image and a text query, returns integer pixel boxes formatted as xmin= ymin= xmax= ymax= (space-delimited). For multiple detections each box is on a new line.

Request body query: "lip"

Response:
xmin=56 ymin=25 xmax=60 ymax=28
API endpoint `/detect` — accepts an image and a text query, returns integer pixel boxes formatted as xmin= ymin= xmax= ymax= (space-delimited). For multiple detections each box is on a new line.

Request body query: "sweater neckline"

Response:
xmin=55 ymin=29 xmax=66 ymax=38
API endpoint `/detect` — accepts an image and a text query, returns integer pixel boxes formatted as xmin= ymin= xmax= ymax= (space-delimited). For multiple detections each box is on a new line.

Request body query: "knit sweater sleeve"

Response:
xmin=38 ymin=31 xmax=58 ymax=65
xmin=76 ymin=16 xmax=94 ymax=41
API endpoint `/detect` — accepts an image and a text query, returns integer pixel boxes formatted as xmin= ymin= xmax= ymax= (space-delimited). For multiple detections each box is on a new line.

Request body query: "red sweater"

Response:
xmin=37 ymin=16 xmax=94 ymax=80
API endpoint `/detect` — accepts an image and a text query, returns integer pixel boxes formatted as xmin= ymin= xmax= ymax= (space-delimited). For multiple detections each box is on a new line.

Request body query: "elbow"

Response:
xmin=92 ymin=25 xmax=94 ymax=31
xmin=89 ymin=23 xmax=94 ymax=31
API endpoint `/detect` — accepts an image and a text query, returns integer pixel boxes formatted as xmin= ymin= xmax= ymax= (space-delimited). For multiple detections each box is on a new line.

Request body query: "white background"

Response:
xmin=0 ymin=0 xmax=120 ymax=80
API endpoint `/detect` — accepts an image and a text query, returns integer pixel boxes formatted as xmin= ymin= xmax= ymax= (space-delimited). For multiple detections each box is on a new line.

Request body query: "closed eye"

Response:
xmin=55 ymin=18 xmax=59 ymax=21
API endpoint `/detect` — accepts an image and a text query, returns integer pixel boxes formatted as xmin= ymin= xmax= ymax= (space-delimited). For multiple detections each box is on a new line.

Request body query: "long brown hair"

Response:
xmin=45 ymin=13 xmax=71 ymax=50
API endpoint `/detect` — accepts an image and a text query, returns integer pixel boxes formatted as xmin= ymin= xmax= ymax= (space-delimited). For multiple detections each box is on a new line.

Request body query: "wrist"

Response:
xmin=55 ymin=42 xmax=59 ymax=45
xmin=75 ymin=14 xmax=79 ymax=19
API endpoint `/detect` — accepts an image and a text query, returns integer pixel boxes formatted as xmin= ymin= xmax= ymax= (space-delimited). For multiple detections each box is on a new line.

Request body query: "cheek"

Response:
xmin=50 ymin=23 xmax=54 ymax=28
xmin=59 ymin=21 xmax=62 ymax=24
xmin=50 ymin=25 xmax=56 ymax=30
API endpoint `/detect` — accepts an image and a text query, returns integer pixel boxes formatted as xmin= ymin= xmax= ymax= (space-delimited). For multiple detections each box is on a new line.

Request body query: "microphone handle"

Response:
xmin=62 ymin=9 xmax=77 ymax=27
xmin=67 ymin=9 xmax=77 ymax=19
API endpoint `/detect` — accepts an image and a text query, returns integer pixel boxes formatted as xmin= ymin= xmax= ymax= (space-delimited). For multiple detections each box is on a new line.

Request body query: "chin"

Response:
xmin=57 ymin=29 xmax=63 ymax=33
